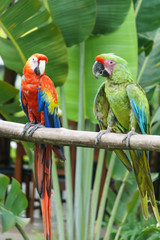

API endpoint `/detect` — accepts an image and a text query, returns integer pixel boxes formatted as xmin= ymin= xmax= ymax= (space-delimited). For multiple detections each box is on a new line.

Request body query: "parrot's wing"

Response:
xmin=20 ymin=86 xmax=29 ymax=121
xmin=127 ymin=85 xmax=160 ymax=223
xmin=126 ymin=84 xmax=150 ymax=134
xmin=94 ymin=82 xmax=132 ymax=172
xmin=129 ymin=149 xmax=160 ymax=224
xmin=38 ymin=75 xmax=60 ymax=129
xmin=93 ymin=82 xmax=109 ymax=129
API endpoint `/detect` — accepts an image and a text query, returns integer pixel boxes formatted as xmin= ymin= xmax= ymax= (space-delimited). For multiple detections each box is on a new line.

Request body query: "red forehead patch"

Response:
xmin=34 ymin=53 xmax=48 ymax=63
xmin=95 ymin=56 xmax=104 ymax=65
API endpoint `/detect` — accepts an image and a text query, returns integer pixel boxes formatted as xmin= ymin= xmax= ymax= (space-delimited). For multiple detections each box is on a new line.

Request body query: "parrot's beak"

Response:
xmin=39 ymin=60 xmax=46 ymax=76
xmin=34 ymin=60 xmax=46 ymax=76
xmin=92 ymin=61 xmax=109 ymax=79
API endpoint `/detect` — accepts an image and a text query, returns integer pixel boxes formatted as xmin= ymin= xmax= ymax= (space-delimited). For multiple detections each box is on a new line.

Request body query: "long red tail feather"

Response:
xmin=34 ymin=144 xmax=52 ymax=240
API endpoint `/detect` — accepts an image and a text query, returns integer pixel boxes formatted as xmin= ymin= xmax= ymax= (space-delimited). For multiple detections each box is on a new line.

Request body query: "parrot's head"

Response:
xmin=23 ymin=53 xmax=48 ymax=77
xmin=92 ymin=53 xmax=130 ymax=83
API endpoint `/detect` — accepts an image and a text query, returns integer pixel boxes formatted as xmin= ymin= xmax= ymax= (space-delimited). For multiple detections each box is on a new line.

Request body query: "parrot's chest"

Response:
xmin=22 ymin=78 xmax=39 ymax=113
xmin=105 ymin=83 xmax=130 ymax=130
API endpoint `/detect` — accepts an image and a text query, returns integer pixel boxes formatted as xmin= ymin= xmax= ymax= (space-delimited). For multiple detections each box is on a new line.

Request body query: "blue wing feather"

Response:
xmin=44 ymin=105 xmax=52 ymax=128
xmin=37 ymin=80 xmax=65 ymax=160
xmin=38 ymin=89 xmax=61 ymax=129
xmin=38 ymin=90 xmax=45 ymax=113
xmin=20 ymin=86 xmax=29 ymax=121
xmin=126 ymin=84 xmax=150 ymax=134
xmin=52 ymin=109 xmax=60 ymax=128
xmin=130 ymin=98 xmax=147 ymax=134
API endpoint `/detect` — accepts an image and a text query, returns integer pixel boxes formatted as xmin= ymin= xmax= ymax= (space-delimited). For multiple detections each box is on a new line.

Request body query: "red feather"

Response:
xmin=95 ymin=55 xmax=105 ymax=65
xmin=21 ymin=54 xmax=65 ymax=240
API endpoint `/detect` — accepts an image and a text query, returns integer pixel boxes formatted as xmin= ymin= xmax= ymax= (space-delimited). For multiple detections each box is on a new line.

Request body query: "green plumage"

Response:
xmin=93 ymin=53 xmax=160 ymax=224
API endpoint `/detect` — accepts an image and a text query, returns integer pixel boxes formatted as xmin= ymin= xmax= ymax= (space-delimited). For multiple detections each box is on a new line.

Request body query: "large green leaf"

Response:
xmin=0 ymin=80 xmax=19 ymax=103
xmin=46 ymin=0 xmax=96 ymax=47
xmin=135 ymin=0 xmax=160 ymax=33
xmin=5 ymin=178 xmax=28 ymax=215
xmin=138 ymin=33 xmax=154 ymax=56
xmin=92 ymin=0 xmax=131 ymax=34
xmin=60 ymin=2 xmax=137 ymax=122
xmin=137 ymin=29 xmax=160 ymax=87
xmin=0 ymin=81 xmax=27 ymax=123
xmin=0 ymin=0 xmax=68 ymax=86
xmin=0 ymin=207 xmax=16 ymax=233
xmin=0 ymin=0 xmax=13 ymax=15
xmin=0 ymin=174 xmax=29 ymax=233
xmin=0 ymin=174 xmax=9 ymax=204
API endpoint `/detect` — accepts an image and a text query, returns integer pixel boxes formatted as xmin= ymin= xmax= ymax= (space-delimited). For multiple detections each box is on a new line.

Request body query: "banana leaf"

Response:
xmin=137 ymin=30 xmax=160 ymax=87
xmin=0 ymin=174 xmax=29 ymax=233
xmin=135 ymin=0 xmax=160 ymax=32
xmin=0 ymin=0 xmax=68 ymax=86
xmin=46 ymin=0 xmax=96 ymax=47
xmin=60 ymin=2 xmax=137 ymax=122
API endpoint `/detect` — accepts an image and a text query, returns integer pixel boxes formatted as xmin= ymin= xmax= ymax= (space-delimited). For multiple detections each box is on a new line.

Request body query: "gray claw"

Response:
xmin=95 ymin=127 xmax=112 ymax=145
xmin=122 ymin=127 xmax=138 ymax=147
xmin=28 ymin=123 xmax=45 ymax=137
xmin=22 ymin=122 xmax=35 ymax=137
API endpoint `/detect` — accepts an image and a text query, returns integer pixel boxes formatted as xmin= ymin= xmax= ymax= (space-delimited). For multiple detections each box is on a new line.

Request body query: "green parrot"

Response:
xmin=92 ymin=53 xmax=160 ymax=224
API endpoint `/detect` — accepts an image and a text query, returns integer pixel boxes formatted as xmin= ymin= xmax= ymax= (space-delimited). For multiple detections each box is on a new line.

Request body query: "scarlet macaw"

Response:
xmin=20 ymin=53 xmax=65 ymax=240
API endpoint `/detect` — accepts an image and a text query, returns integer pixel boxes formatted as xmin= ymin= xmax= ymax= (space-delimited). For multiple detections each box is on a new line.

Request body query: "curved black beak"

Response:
xmin=34 ymin=62 xmax=40 ymax=76
xmin=92 ymin=61 xmax=109 ymax=79
xmin=34 ymin=60 xmax=46 ymax=76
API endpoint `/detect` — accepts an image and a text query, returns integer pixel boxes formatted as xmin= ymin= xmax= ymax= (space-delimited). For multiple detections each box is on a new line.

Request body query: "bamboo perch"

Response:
xmin=0 ymin=120 xmax=160 ymax=152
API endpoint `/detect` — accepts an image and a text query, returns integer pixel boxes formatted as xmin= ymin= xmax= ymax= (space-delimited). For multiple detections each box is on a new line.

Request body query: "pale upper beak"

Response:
xmin=39 ymin=60 xmax=46 ymax=76
xmin=92 ymin=61 xmax=100 ymax=79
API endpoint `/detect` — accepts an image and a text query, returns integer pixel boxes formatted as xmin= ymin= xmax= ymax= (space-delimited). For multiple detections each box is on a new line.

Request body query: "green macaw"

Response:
xmin=92 ymin=53 xmax=160 ymax=224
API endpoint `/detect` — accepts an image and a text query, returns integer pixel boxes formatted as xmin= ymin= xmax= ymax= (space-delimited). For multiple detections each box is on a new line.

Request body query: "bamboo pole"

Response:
xmin=0 ymin=120 xmax=160 ymax=152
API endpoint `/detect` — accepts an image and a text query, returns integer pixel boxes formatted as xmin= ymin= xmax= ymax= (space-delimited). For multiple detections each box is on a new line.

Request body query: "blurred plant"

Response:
xmin=0 ymin=174 xmax=29 ymax=240
xmin=135 ymin=0 xmax=160 ymax=135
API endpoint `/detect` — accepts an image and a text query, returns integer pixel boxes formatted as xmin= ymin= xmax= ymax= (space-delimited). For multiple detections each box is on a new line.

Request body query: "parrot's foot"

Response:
xmin=122 ymin=127 xmax=138 ymax=147
xmin=22 ymin=122 xmax=35 ymax=137
xmin=95 ymin=126 xmax=112 ymax=145
xmin=28 ymin=123 xmax=45 ymax=137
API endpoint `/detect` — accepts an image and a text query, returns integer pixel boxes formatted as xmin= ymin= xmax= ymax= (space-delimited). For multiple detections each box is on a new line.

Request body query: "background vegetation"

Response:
xmin=0 ymin=0 xmax=160 ymax=239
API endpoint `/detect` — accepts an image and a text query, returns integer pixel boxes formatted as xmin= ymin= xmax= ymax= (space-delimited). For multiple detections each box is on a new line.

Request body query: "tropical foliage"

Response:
xmin=0 ymin=0 xmax=160 ymax=240
xmin=0 ymin=174 xmax=29 ymax=237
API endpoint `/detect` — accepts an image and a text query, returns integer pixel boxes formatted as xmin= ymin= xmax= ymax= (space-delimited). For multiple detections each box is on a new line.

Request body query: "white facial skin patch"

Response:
xmin=30 ymin=56 xmax=38 ymax=71
xmin=29 ymin=57 xmax=46 ymax=76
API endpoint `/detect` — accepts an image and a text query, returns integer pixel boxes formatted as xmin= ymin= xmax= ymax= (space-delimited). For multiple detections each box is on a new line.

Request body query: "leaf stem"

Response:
xmin=104 ymin=171 xmax=129 ymax=240
xmin=94 ymin=152 xmax=116 ymax=240
xmin=114 ymin=212 xmax=128 ymax=240
xmin=88 ymin=149 xmax=106 ymax=240
xmin=136 ymin=55 xmax=149 ymax=83
xmin=78 ymin=41 xmax=85 ymax=131
xmin=74 ymin=41 xmax=85 ymax=240
xmin=0 ymin=21 xmax=26 ymax=64
xmin=43 ymin=0 xmax=53 ymax=23
xmin=83 ymin=121 xmax=95 ymax=240
xmin=135 ymin=0 xmax=143 ymax=18
xmin=15 ymin=223 xmax=29 ymax=240
xmin=52 ymin=156 xmax=65 ymax=240
xmin=60 ymin=86 xmax=74 ymax=240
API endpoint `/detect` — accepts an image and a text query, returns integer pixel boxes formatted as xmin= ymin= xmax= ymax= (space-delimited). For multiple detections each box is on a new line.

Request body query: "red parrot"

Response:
xmin=20 ymin=53 xmax=65 ymax=240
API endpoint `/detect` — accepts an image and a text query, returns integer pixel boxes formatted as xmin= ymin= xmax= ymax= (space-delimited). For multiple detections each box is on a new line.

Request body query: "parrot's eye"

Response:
xmin=32 ymin=57 xmax=37 ymax=62
xmin=99 ymin=70 xmax=104 ymax=75
xmin=109 ymin=60 xmax=113 ymax=65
